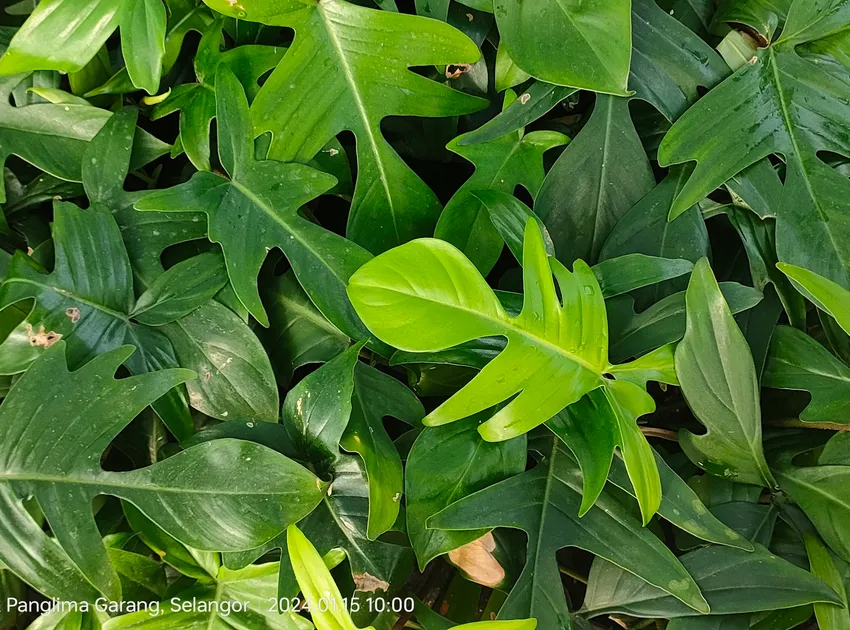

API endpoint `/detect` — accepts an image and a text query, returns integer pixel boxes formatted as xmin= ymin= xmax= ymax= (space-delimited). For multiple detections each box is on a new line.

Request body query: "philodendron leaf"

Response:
xmin=429 ymin=436 xmax=709 ymax=627
xmin=0 ymin=343 xmax=326 ymax=602
xmin=763 ymin=326 xmax=850 ymax=425
xmin=289 ymin=524 xmax=366 ymax=630
xmin=772 ymin=451 xmax=850 ymax=564
xmin=434 ymin=91 xmax=567 ymax=275
xmin=136 ymin=66 xmax=372 ymax=341
xmin=340 ymin=361 xmax=424 ymax=539
xmin=348 ymin=219 xmax=666 ymax=520
xmin=803 ymin=532 xmax=850 ymax=630
xmin=492 ymin=0 xmax=631 ymax=94
xmin=0 ymin=75 xmax=168 ymax=202
xmin=262 ymin=270 xmax=350 ymax=388
xmin=406 ymin=415 xmax=527 ymax=569
xmin=658 ymin=4 xmax=850 ymax=289
xmin=204 ymin=0 xmax=487 ymax=255
xmin=777 ymin=262 xmax=850 ymax=336
xmin=149 ymin=18 xmax=285 ymax=171
xmin=130 ymin=251 xmax=228 ymax=326
xmin=535 ymin=94 xmax=655 ymax=266
xmin=675 ymin=259 xmax=776 ymax=488
xmin=581 ymin=543 xmax=841 ymax=618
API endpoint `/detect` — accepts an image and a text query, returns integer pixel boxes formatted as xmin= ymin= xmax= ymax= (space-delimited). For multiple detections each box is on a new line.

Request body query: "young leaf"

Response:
xmin=136 ymin=66 xmax=369 ymax=336
xmin=206 ymin=0 xmax=487 ymax=254
xmin=118 ymin=0 xmax=166 ymax=94
xmin=803 ymin=532 xmax=850 ymax=630
xmin=348 ymin=220 xmax=664 ymax=518
xmin=0 ymin=343 xmax=325 ymax=601
xmin=429 ymin=436 xmax=709 ymax=626
xmin=777 ymin=262 xmax=850 ymax=335
xmin=675 ymin=259 xmax=776 ymax=488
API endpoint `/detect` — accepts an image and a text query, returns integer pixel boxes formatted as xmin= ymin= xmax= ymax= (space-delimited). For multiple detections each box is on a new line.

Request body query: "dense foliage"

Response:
xmin=0 ymin=0 xmax=850 ymax=628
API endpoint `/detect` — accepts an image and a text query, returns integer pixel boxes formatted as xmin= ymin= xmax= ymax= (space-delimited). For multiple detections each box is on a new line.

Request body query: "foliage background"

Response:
xmin=0 ymin=0 xmax=850 ymax=629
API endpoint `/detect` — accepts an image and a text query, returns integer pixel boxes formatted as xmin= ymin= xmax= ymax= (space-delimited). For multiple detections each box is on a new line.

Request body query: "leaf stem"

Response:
xmin=765 ymin=418 xmax=850 ymax=432
xmin=640 ymin=427 xmax=679 ymax=441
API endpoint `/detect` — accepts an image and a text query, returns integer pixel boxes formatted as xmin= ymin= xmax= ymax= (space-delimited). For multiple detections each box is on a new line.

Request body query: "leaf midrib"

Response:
xmin=316 ymin=0 xmax=399 ymax=243
xmin=0 ymin=472 xmax=290 ymax=496
xmin=372 ymin=280 xmax=604 ymax=375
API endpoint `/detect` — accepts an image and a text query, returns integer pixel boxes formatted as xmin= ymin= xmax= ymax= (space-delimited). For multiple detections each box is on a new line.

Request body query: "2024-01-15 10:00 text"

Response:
xmin=270 ymin=595 xmax=416 ymax=614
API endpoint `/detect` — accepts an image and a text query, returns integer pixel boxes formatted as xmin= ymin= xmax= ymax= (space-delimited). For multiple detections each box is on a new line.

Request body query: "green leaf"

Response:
xmin=763 ymin=326 xmax=850 ymax=424
xmin=592 ymin=254 xmax=694 ymax=299
xmin=130 ymin=252 xmax=228 ymax=326
xmin=341 ymin=362 xmax=424 ymax=539
xmin=773 ymin=453 xmax=850 ymax=563
xmin=0 ymin=0 xmax=121 ymax=75
xmin=103 ymin=562 xmax=312 ymax=629
xmin=804 ymin=532 xmax=850 ymax=630
xmin=0 ymin=76 xmax=168 ymax=202
xmin=607 ymin=281 xmax=763 ymax=363
xmin=675 ymin=259 xmax=776 ymax=487
xmin=406 ymin=415 xmax=526 ymax=569
xmin=658 ymin=30 xmax=850 ymax=288
xmin=601 ymin=166 xmax=710 ymax=308
xmin=0 ymin=343 xmax=325 ymax=601
xmin=495 ymin=43 xmax=531 ymax=93
xmin=630 ymin=0 xmax=730 ymax=121
xmin=434 ymin=92 xmax=567 ymax=274
xmin=777 ymin=262 xmax=850 ymax=335
xmin=536 ymin=95 xmax=655 ymax=265
xmin=211 ymin=0 xmax=487 ymax=254
xmin=282 ymin=344 xmax=360 ymax=462
xmin=119 ymin=0 xmax=167 ymax=94
xmin=459 ymin=82 xmax=577 ymax=146
xmin=493 ymin=0 xmax=631 ymax=94
xmin=148 ymin=18 xmax=284 ymax=171
xmin=262 ymin=270 xmax=350 ymax=388
xmin=468 ymin=189 xmax=555 ymax=266
xmin=348 ymin=220 xmax=663 ymax=518
xmin=429 ymin=436 xmax=709 ymax=627
xmin=137 ymin=66 xmax=369 ymax=338
xmin=163 ymin=300 xmax=279 ymax=422
xmin=287 ymin=524 xmax=366 ymax=630
xmin=582 ymin=543 xmax=841 ymax=618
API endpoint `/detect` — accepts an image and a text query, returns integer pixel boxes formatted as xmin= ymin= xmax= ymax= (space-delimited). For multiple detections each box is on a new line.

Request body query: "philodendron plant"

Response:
xmin=1 ymin=0 xmax=850 ymax=628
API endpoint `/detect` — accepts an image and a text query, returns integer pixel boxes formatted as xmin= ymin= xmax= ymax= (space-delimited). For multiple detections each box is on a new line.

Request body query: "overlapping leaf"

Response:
xmin=137 ymin=66 xmax=372 ymax=340
xmin=203 ymin=0 xmax=487 ymax=254
xmin=349 ymin=220 xmax=668 ymax=519
xmin=659 ymin=0 xmax=850 ymax=289
xmin=0 ymin=343 xmax=325 ymax=602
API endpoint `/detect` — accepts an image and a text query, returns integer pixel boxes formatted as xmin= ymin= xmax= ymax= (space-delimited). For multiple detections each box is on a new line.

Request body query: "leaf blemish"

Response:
xmin=25 ymin=324 xmax=62 ymax=348
xmin=65 ymin=307 xmax=81 ymax=323
xmin=353 ymin=572 xmax=390 ymax=593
